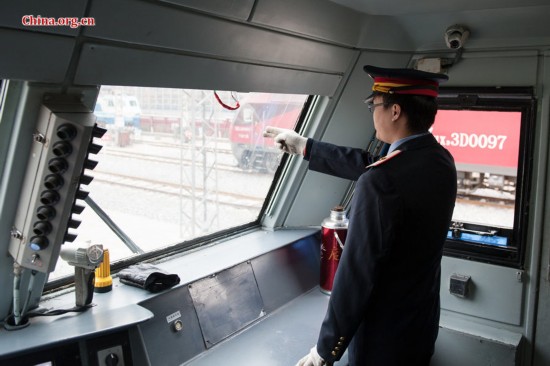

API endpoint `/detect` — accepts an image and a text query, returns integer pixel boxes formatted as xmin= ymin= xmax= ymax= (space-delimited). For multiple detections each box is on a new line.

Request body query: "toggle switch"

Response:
xmin=105 ymin=353 xmax=119 ymax=366
xmin=97 ymin=345 xmax=124 ymax=366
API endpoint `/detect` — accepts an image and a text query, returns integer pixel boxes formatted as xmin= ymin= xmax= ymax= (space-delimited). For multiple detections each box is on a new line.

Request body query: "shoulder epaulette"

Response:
xmin=366 ymin=150 xmax=402 ymax=168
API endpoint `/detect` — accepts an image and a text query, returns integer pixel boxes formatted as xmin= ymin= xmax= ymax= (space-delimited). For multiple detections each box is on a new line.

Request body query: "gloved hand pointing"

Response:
xmin=263 ymin=126 xmax=307 ymax=156
xmin=296 ymin=346 xmax=326 ymax=366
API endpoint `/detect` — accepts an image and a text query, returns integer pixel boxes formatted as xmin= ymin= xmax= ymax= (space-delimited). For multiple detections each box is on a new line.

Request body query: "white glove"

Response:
xmin=263 ymin=126 xmax=307 ymax=155
xmin=296 ymin=346 xmax=325 ymax=366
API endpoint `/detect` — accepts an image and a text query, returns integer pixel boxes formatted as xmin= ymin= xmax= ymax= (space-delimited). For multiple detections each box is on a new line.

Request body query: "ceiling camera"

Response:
xmin=445 ymin=25 xmax=470 ymax=49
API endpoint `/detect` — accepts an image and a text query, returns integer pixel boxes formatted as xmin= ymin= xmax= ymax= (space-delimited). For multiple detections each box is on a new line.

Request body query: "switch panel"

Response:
xmin=97 ymin=345 xmax=125 ymax=366
xmin=450 ymin=273 xmax=471 ymax=298
xmin=8 ymin=97 xmax=105 ymax=273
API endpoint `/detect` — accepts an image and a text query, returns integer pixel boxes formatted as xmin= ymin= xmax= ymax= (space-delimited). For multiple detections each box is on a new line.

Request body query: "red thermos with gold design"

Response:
xmin=320 ymin=206 xmax=348 ymax=294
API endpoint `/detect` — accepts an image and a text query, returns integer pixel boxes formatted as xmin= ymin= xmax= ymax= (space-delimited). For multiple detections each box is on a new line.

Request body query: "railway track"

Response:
xmin=456 ymin=194 xmax=515 ymax=207
xmin=101 ymin=147 xmax=248 ymax=174
xmin=92 ymin=170 xmax=265 ymax=210
xmin=134 ymin=134 xmax=234 ymax=154
xmin=140 ymin=141 xmax=234 ymax=155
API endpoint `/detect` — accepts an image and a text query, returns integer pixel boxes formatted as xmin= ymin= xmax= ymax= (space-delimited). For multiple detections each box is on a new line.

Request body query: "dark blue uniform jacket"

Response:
xmin=305 ymin=133 xmax=457 ymax=366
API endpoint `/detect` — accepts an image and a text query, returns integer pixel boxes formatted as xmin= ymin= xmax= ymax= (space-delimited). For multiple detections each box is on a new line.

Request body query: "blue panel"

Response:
xmin=447 ymin=231 xmax=508 ymax=246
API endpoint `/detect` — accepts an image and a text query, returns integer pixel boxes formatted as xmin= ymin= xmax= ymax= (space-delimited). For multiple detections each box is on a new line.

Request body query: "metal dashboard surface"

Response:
xmin=185 ymin=288 xmax=348 ymax=366
xmin=188 ymin=261 xmax=264 ymax=348
xmin=138 ymin=286 xmax=205 ymax=365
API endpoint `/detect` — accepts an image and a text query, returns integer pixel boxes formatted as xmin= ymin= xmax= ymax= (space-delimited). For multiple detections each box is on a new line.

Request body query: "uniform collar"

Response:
xmin=367 ymin=133 xmax=438 ymax=169
xmin=387 ymin=132 xmax=431 ymax=154
xmin=366 ymin=149 xmax=402 ymax=168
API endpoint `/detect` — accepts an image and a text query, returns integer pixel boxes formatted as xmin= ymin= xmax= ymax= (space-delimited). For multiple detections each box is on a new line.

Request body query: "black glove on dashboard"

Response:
xmin=118 ymin=263 xmax=180 ymax=293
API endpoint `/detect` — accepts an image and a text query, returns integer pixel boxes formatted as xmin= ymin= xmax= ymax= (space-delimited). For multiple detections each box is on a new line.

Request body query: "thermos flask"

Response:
xmin=320 ymin=206 xmax=348 ymax=294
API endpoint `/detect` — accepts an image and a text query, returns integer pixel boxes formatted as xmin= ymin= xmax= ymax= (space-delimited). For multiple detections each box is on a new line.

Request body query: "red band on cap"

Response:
xmin=373 ymin=77 xmax=439 ymax=97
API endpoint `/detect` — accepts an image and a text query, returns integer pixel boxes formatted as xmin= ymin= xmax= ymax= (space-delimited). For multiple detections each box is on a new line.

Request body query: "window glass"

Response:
xmin=0 ymin=80 xmax=5 ymax=112
xmin=49 ymin=87 xmax=308 ymax=281
xmin=0 ymin=80 xmax=9 ymax=180
xmin=432 ymin=109 xmax=520 ymax=229
xmin=435 ymin=89 xmax=535 ymax=267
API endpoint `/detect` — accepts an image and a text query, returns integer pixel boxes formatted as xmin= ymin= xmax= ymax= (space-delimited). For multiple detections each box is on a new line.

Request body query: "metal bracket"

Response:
xmin=450 ymin=222 xmax=497 ymax=239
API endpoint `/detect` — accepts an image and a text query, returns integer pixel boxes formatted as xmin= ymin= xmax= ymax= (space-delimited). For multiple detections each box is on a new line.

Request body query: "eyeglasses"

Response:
xmin=367 ymin=102 xmax=387 ymax=113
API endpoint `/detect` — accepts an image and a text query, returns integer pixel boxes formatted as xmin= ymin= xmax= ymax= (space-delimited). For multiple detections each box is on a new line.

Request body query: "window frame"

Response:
xmin=437 ymin=87 xmax=536 ymax=268
xmin=45 ymin=93 xmax=314 ymax=292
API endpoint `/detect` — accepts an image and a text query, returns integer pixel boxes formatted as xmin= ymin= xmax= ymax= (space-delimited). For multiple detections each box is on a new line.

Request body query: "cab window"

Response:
xmin=48 ymin=86 xmax=309 ymax=282
xmin=435 ymin=88 xmax=535 ymax=267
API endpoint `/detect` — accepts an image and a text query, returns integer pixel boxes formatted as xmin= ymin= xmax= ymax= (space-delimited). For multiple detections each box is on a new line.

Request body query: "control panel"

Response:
xmin=8 ymin=96 xmax=105 ymax=273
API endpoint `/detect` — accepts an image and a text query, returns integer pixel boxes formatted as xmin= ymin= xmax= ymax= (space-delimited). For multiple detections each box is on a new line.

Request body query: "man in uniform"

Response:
xmin=263 ymin=65 xmax=457 ymax=366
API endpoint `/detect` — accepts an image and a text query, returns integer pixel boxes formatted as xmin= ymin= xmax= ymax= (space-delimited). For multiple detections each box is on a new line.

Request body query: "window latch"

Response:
xmin=450 ymin=222 xmax=497 ymax=239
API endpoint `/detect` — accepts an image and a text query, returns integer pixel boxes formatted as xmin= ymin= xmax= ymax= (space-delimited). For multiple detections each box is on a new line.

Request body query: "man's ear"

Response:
xmin=391 ymin=103 xmax=401 ymax=121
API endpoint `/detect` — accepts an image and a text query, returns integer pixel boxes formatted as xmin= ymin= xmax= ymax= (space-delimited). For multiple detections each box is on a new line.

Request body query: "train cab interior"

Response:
xmin=1 ymin=0 xmax=550 ymax=365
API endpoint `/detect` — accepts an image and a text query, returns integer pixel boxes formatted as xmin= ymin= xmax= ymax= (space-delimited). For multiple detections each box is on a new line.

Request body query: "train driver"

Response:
xmin=264 ymin=65 xmax=457 ymax=366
